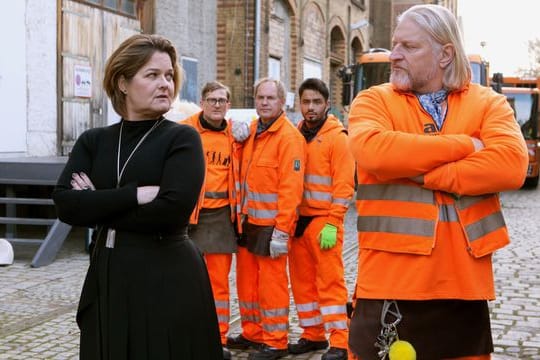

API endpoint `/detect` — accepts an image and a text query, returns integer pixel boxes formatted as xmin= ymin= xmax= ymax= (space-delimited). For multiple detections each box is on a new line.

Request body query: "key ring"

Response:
xmin=381 ymin=300 xmax=402 ymax=328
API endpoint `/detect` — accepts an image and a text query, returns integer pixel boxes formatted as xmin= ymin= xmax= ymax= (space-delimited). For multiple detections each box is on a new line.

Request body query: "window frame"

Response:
xmin=71 ymin=0 xmax=138 ymax=19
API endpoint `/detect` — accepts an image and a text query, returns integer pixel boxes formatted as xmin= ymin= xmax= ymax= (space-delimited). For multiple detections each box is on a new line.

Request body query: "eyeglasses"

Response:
xmin=205 ymin=98 xmax=229 ymax=106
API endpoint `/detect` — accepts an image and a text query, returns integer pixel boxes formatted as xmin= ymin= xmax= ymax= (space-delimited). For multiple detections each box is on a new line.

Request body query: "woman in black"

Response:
xmin=53 ymin=34 xmax=222 ymax=360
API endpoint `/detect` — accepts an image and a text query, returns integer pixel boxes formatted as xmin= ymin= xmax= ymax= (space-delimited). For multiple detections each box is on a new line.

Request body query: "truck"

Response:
xmin=468 ymin=54 xmax=490 ymax=87
xmin=499 ymin=85 xmax=540 ymax=187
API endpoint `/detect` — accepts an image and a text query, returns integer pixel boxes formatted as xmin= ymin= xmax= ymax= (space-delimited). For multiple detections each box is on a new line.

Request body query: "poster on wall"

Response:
xmin=74 ymin=65 xmax=92 ymax=98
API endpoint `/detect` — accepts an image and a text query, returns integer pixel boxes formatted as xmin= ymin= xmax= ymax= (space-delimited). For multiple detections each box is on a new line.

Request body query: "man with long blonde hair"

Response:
xmin=347 ymin=5 xmax=528 ymax=359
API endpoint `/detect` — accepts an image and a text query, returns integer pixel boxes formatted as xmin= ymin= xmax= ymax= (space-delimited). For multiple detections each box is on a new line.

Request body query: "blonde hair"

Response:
xmin=398 ymin=4 xmax=471 ymax=90
xmin=253 ymin=77 xmax=286 ymax=101
xmin=103 ymin=34 xmax=183 ymax=117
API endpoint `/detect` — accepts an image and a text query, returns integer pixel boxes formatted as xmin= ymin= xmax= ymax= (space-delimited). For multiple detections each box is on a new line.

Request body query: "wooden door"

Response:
xmin=60 ymin=0 xmax=140 ymax=155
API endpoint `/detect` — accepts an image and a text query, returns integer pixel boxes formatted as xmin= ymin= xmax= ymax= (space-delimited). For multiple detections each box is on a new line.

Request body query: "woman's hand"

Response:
xmin=137 ymin=186 xmax=160 ymax=205
xmin=71 ymin=172 xmax=96 ymax=191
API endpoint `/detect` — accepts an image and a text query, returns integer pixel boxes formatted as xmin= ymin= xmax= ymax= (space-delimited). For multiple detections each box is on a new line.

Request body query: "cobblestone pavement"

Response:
xmin=0 ymin=186 xmax=539 ymax=359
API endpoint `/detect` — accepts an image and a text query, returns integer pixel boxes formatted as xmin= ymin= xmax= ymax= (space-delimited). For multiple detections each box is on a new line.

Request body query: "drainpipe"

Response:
xmin=254 ymin=0 xmax=261 ymax=82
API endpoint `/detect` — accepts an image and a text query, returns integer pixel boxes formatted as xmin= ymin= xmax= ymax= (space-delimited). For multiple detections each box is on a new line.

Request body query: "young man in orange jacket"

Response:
xmin=180 ymin=81 xmax=244 ymax=360
xmin=347 ymin=5 xmax=528 ymax=360
xmin=227 ymin=78 xmax=306 ymax=360
xmin=287 ymin=78 xmax=354 ymax=360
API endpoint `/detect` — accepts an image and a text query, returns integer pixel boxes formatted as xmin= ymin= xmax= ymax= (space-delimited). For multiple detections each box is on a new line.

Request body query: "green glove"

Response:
xmin=319 ymin=223 xmax=338 ymax=250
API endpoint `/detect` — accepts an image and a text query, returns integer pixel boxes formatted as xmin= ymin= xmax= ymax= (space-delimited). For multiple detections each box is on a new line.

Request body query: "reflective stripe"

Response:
xmin=455 ymin=194 xmax=492 ymax=210
xmin=261 ymin=307 xmax=289 ymax=318
xmin=296 ymin=302 xmax=319 ymax=312
xmin=217 ymin=314 xmax=230 ymax=323
xmin=305 ymin=174 xmax=332 ymax=185
xmin=333 ymin=197 xmax=350 ymax=206
xmin=205 ymin=191 xmax=228 ymax=199
xmin=358 ymin=215 xmax=435 ymax=237
xmin=215 ymin=300 xmax=229 ymax=309
xmin=357 ymin=184 xmax=434 ymax=204
xmin=248 ymin=191 xmax=278 ymax=203
xmin=235 ymin=181 xmax=241 ymax=192
xmin=439 ymin=204 xmax=458 ymax=222
xmin=320 ymin=304 xmax=347 ymax=316
xmin=324 ymin=320 xmax=348 ymax=330
xmin=248 ymin=208 xmax=278 ymax=219
xmin=240 ymin=301 xmax=259 ymax=310
xmin=263 ymin=322 xmax=289 ymax=332
xmin=304 ymin=190 xmax=332 ymax=202
xmin=299 ymin=315 xmax=323 ymax=327
xmin=466 ymin=211 xmax=506 ymax=241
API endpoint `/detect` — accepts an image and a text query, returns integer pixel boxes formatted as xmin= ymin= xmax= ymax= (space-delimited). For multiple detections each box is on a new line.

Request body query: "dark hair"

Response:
xmin=201 ymin=81 xmax=231 ymax=100
xmin=299 ymin=78 xmax=329 ymax=101
xmin=103 ymin=34 xmax=183 ymax=117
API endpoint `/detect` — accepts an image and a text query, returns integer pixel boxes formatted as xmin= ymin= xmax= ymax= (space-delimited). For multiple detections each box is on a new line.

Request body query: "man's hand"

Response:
xmin=269 ymin=228 xmax=289 ymax=258
xmin=231 ymin=120 xmax=250 ymax=142
xmin=319 ymin=223 xmax=338 ymax=250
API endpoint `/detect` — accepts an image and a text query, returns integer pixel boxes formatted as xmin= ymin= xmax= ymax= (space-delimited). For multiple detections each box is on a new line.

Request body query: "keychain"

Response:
xmin=374 ymin=300 xmax=416 ymax=360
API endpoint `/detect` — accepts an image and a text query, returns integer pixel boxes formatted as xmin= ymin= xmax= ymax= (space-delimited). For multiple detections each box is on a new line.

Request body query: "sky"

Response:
xmin=458 ymin=0 xmax=540 ymax=76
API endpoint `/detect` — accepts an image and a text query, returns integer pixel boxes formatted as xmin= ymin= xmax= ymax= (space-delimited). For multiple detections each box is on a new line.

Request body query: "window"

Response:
xmin=268 ymin=57 xmax=281 ymax=80
xmin=74 ymin=0 xmax=137 ymax=17
xmin=303 ymin=59 xmax=322 ymax=80
xmin=181 ymin=57 xmax=199 ymax=103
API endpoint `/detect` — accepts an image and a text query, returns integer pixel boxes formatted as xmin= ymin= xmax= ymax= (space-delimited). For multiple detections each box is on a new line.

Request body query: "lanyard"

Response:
xmin=116 ymin=119 xmax=162 ymax=187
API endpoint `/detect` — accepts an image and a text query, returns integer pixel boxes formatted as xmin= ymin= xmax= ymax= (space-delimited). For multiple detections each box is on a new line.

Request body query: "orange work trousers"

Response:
xmin=289 ymin=216 xmax=349 ymax=349
xmin=235 ymin=246 xmax=289 ymax=349
xmin=205 ymin=253 xmax=233 ymax=345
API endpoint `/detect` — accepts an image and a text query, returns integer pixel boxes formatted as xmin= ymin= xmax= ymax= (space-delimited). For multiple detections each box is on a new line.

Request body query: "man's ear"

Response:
xmin=440 ymin=43 xmax=455 ymax=68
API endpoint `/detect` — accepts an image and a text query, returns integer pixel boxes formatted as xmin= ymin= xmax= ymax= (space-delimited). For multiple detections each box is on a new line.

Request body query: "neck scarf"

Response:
xmin=199 ymin=113 xmax=227 ymax=131
xmin=300 ymin=118 xmax=326 ymax=142
xmin=417 ymin=90 xmax=448 ymax=130
xmin=256 ymin=112 xmax=282 ymax=136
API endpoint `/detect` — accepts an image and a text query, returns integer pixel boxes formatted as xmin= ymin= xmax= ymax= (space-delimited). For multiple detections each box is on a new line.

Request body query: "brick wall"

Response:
xmin=216 ymin=0 xmax=369 ymax=113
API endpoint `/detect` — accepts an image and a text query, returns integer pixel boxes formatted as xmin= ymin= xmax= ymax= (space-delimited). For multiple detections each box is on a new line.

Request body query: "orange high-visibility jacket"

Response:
xmin=297 ymin=115 xmax=355 ymax=225
xmin=180 ymin=112 xmax=241 ymax=228
xmin=348 ymin=83 xmax=528 ymax=258
xmin=240 ymin=112 xmax=306 ymax=234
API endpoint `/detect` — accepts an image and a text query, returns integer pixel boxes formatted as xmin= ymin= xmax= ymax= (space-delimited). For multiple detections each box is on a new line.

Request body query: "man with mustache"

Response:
xmin=347 ymin=4 xmax=528 ymax=360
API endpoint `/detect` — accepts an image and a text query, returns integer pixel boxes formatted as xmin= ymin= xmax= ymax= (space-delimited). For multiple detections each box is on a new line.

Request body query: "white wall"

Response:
xmin=0 ymin=2 xmax=57 ymax=157
xmin=0 ymin=2 xmax=27 ymax=155
xmin=26 ymin=1 xmax=57 ymax=156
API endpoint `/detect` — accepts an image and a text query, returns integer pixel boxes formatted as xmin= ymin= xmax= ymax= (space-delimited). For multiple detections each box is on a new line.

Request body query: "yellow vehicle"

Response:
xmin=467 ymin=54 xmax=489 ymax=86
xmin=501 ymin=86 xmax=540 ymax=187
xmin=351 ymin=48 xmax=391 ymax=96
xmin=339 ymin=48 xmax=391 ymax=106
xmin=501 ymin=76 xmax=540 ymax=89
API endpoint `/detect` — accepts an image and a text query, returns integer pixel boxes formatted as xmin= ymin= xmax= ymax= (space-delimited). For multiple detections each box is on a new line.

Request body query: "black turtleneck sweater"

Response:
xmin=53 ymin=118 xmax=204 ymax=234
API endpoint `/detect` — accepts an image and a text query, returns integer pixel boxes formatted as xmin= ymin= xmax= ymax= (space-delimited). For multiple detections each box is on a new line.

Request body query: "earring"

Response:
xmin=121 ymin=89 xmax=127 ymax=95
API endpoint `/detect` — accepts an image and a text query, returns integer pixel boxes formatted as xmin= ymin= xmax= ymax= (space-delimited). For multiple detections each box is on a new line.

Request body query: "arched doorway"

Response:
xmin=329 ymin=25 xmax=346 ymax=121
